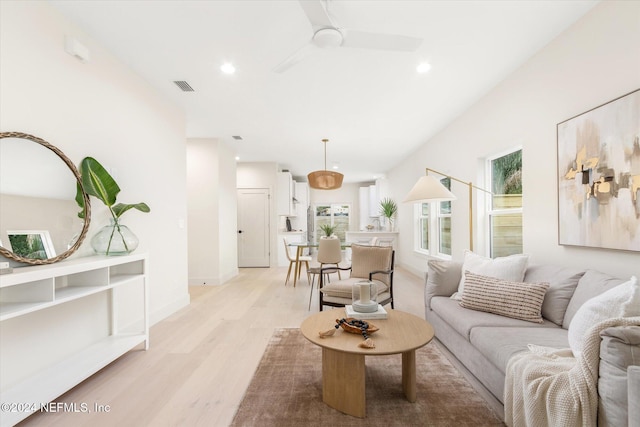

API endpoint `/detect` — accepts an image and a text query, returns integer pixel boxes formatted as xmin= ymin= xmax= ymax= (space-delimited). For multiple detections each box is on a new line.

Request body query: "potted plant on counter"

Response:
xmin=379 ymin=197 xmax=398 ymax=231
xmin=76 ymin=157 xmax=150 ymax=255
xmin=319 ymin=223 xmax=338 ymax=238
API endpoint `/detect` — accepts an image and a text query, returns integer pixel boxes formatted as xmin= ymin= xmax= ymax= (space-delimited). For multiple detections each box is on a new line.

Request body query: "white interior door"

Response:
xmin=237 ymin=188 xmax=270 ymax=267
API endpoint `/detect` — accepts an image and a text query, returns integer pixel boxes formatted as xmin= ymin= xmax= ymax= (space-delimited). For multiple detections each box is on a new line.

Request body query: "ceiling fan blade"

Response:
xmin=342 ymin=29 xmax=422 ymax=52
xmin=298 ymin=0 xmax=335 ymax=29
xmin=273 ymin=43 xmax=316 ymax=73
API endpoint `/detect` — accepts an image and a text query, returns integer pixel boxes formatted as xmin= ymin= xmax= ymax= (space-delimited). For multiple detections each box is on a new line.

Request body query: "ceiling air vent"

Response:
xmin=173 ymin=80 xmax=194 ymax=92
xmin=232 ymin=136 xmax=243 ymax=141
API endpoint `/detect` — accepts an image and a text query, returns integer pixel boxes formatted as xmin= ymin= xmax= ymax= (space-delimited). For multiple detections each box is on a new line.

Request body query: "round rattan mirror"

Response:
xmin=0 ymin=132 xmax=91 ymax=265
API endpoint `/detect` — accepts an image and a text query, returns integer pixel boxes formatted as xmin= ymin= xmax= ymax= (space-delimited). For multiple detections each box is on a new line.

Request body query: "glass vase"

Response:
xmin=91 ymin=218 xmax=139 ymax=256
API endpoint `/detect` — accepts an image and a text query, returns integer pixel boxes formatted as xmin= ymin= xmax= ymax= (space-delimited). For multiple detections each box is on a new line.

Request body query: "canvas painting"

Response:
xmin=557 ymin=89 xmax=640 ymax=252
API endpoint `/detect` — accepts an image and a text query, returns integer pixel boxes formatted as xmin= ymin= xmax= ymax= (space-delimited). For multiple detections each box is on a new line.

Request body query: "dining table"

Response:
xmin=287 ymin=241 xmax=351 ymax=287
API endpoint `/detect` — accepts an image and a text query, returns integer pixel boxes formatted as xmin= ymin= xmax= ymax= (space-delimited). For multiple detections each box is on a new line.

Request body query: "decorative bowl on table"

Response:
xmin=337 ymin=318 xmax=379 ymax=335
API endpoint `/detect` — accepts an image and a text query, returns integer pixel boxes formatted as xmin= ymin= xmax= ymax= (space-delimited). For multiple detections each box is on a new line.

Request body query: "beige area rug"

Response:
xmin=231 ymin=328 xmax=504 ymax=427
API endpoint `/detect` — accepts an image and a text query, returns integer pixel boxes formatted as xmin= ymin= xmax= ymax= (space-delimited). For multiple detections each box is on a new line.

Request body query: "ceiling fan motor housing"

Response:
xmin=313 ymin=28 xmax=343 ymax=48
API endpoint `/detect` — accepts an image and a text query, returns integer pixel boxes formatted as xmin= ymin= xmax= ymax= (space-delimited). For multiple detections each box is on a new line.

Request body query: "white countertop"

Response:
xmin=347 ymin=231 xmax=399 ymax=234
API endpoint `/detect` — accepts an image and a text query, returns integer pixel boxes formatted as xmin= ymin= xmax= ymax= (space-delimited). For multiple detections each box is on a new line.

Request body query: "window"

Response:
xmin=418 ymin=203 xmax=429 ymax=252
xmin=488 ymin=149 xmax=522 ymax=257
xmin=437 ymin=178 xmax=452 ymax=256
xmin=415 ymin=177 xmax=451 ymax=257
xmin=315 ymin=204 xmax=350 ymax=243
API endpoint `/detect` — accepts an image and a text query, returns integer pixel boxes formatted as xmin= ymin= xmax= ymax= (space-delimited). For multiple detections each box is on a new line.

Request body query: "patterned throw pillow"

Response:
xmin=460 ymin=272 xmax=550 ymax=323
xmin=453 ymin=250 xmax=529 ymax=300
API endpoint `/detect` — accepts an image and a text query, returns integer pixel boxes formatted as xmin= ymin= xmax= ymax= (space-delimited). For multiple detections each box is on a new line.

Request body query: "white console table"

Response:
xmin=0 ymin=254 xmax=148 ymax=426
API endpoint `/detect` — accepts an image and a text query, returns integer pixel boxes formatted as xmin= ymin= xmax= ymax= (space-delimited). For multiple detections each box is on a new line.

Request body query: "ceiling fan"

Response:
xmin=273 ymin=0 xmax=423 ymax=73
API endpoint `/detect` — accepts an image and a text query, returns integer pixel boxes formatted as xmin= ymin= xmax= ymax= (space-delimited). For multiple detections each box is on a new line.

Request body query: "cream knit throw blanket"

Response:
xmin=504 ymin=316 xmax=640 ymax=427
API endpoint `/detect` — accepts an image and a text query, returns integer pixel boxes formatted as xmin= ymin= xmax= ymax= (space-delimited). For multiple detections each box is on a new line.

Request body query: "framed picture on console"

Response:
xmin=6 ymin=230 xmax=56 ymax=260
xmin=557 ymin=89 xmax=640 ymax=252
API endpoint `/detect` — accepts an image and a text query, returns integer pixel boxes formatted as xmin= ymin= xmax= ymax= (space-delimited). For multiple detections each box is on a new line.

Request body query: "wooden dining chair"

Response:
xmin=283 ymin=238 xmax=311 ymax=287
xmin=308 ymin=237 xmax=342 ymax=309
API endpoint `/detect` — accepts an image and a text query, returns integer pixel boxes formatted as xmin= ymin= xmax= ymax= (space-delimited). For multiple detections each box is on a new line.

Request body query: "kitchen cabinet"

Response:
xmin=369 ymin=184 xmax=379 ymax=217
xmin=277 ymin=172 xmax=296 ymax=216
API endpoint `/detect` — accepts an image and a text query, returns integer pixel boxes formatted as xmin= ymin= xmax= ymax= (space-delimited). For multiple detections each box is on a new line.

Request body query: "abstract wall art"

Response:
xmin=557 ymin=89 xmax=640 ymax=252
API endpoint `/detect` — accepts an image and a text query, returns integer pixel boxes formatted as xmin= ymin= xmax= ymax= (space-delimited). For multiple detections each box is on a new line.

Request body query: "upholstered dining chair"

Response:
xmin=318 ymin=244 xmax=394 ymax=311
xmin=283 ymin=238 xmax=311 ymax=287
xmin=308 ymin=237 xmax=342 ymax=309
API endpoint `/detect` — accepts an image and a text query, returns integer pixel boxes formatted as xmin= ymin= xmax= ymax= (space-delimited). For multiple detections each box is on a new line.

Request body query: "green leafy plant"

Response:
xmin=319 ymin=223 xmax=338 ymax=237
xmin=75 ymin=157 xmax=150 ymax=253
xmin=379 ymin=197 xmax=398 ymax=220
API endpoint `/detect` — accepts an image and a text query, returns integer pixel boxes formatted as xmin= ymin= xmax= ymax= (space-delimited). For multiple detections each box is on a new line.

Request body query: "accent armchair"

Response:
xmin=318 ymin=244 xmax=394 ymax=311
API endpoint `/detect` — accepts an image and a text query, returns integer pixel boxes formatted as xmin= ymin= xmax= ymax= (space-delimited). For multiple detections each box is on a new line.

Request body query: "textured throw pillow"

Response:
xmin=453 ymin=250 xmax=529 ymax=300
xmin=459 ymin=272 xmax=549 ymax=323
xmin=562 ymin=270 xmax=626 ymax=329
xmin=567 ymin=276 xmax=640 ymax=356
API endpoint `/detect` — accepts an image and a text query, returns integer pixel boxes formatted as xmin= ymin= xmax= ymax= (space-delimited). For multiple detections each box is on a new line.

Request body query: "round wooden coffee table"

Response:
xmin=300 ymin=308 xmax=434 ymax=418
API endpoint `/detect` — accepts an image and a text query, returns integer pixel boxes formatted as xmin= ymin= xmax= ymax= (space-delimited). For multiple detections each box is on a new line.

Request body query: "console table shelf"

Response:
xmin=0 ymin=254 xmax=149 ymax=427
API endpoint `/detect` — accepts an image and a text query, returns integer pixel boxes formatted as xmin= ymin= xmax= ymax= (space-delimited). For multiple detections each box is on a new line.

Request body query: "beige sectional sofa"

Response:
xmin=424 ymin=258 xmax=640 ymax=426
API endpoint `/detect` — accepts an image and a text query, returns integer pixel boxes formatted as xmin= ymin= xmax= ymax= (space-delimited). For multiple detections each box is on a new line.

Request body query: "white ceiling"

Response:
xmin=50 ymin=0 xmax=598 ymax=183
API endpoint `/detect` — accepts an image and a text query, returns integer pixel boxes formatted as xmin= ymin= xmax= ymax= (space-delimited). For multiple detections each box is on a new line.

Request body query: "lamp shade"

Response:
xmin=308 ymin=138 xmax=343 ymax=190
xmin=404 ymin=175 xmax=457 ymax=203
xmin=308 ymin=170 xmax=344 ymax=190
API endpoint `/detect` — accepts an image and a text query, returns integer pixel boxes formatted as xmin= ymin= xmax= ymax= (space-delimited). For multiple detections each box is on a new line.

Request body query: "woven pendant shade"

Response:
xmin=307 ymin=139 xmax=343 ymax=190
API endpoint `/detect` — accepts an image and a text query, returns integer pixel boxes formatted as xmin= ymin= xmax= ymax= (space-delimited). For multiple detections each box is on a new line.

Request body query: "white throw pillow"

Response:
xmin=568 ymin=276 xmax=640 ymax=356
xmin=452 ymin=250 xmax=529 ymax=300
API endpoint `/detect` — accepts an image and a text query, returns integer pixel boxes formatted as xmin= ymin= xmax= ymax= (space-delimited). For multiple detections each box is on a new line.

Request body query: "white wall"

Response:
xmin=187 ymin=138 xmax=238 ymax=285
xmin=387 ymin=1 xmax=640 ymax=279
xmin=0 ymin=1 xmax=190 ymax=323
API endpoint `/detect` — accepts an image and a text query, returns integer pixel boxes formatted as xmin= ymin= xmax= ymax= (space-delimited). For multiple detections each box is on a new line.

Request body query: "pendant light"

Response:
xmin=307 ymin=139 xmax=344 ymax=190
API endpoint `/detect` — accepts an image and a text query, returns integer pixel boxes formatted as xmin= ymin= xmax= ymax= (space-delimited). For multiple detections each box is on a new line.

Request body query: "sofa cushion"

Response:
xmin=320 ymin=277 xmax=388 ymax=299
xmin=470 ymin=326 xmax=567 ymax=375
xmin=425 ymin=259 xmax=462 ymax=308
xmin=628 ymin=366 xmax=640 ymax=427
xmin=350 ymin=244 xmax=393 ymax=285
xmin=568 ymin=276 xmax=639 ymax=356
xmin=524 ymin=265 xmax=585 ymax=326
xmin=427 ymin=259 xmax=462 ymax=296
xmin=431 ymin=296 xmax=558 ymax=340
xmin=460 ymin=272 xmax=549 ymax=323
xmin=563 ymin=270 xmax=626 ymax=329
xmin=454 ymin=250 xmax=529 ymax=300
xmin=598 ymin=326 xmax=640 ymax=427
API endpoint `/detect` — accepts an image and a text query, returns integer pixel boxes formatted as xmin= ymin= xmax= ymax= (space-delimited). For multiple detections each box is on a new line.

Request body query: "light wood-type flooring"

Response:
xmin=18 ymin=265 xmax=426 ymax=427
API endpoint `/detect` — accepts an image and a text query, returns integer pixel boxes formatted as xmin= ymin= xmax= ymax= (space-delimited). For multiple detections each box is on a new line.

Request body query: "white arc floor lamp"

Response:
xmin=404 ymin=168 xmax=491 ymax=251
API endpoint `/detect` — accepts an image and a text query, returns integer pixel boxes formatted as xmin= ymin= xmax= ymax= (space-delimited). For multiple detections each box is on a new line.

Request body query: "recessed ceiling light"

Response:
xmin=221 ymin=62 xmax=236 ymax=74
xmin=235 ymin=156 xmax=240 ymax=161
xmin=416 ymin=62 xmax=431 ymax=73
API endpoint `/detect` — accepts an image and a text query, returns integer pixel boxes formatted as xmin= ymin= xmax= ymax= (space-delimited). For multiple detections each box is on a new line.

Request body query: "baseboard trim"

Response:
xmin=432 ymin=338 xmax=505 ymax=422
xmin=188 ymin=269 xmax=239 ymax=286
xmin=150 ymin=293 xmax=190 ymax=326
